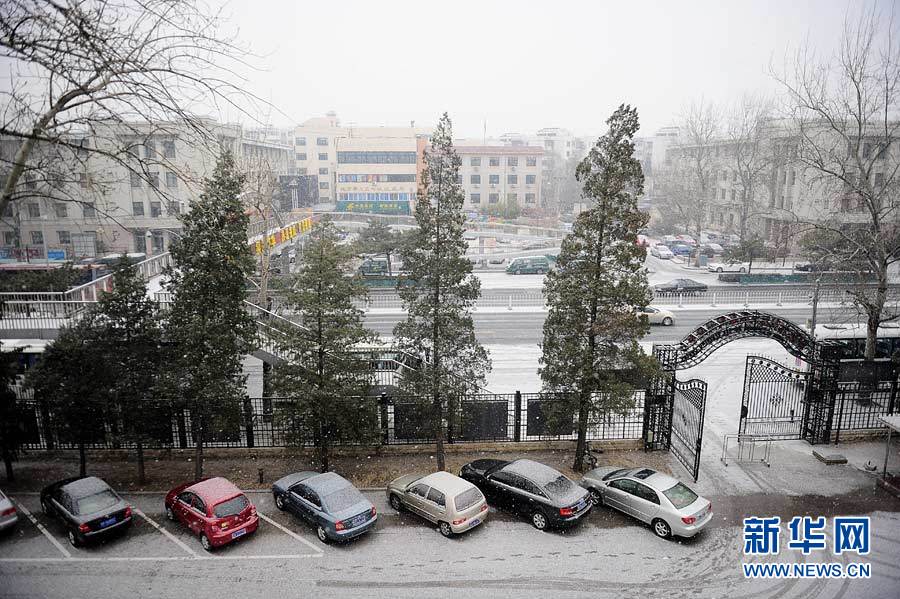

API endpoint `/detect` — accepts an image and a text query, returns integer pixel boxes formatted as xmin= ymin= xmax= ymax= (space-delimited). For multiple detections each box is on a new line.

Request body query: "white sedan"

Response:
xmin=707 ymin=260 xmax=748 ymax=273
xmin=638 ymin=307 xmax=675 ymax=326
xmin=650 ymin=245 xmax=674 ymax=260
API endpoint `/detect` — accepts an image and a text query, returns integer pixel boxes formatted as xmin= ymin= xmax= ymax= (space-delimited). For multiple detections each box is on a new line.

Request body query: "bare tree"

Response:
xmin=241 ymin=152 xmax=285 ymax=307
xmin=0 ymin=0 xmax=263 ymax=219
xmin=774 ymin=7 xmax=900 ymax=359
xmin=724 ymin=94 xmax=774 ymax=240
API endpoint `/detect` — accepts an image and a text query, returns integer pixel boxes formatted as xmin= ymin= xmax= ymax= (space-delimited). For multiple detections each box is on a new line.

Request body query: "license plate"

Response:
xmin=351 ymin=516 xmax=366 ymax=527
xmin=575 ymin=501 xmax=586 ymax=511
xmin=231 ymin=528 xmax=246 ymax=539
xmin=469 ymin=518 xmax=480 ymax=528
xmin=99 ymin=517 xmax=116 ymax=528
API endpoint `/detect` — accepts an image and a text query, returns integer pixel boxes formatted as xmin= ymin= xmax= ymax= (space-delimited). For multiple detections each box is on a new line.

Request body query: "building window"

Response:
xmin=79 ymin=173 xmax=88 ymax=188
xmin=489 ymin=193 xmax=499 ymax=204
xmin=456 ymin=174 xmax=463 ymax=185
xmin=144 ymin=141 xmax=155 ymax=159
xmin=526 ymin=157 xmax=537 ymax=167
xmin=319 ymin=167 xmax=328 ymax=175
xmin=163 ymin=140 xmax=176 ymax=159
xmin=316 ymin=137 xmax=328 ymax=146
xmin=318 ymin=153 xmax=328 ymax=161
xmin=470 ymin=174 xmax=481 ymax=184
xmin=298 ymin=168 xmax=307 ymax=175
xmin=58 ymin=230 xmax=71 ymax=245
xmin=525 ymin=193 xmax=536 ymax=203
xmin=83 ymin=203 xmax=95 ymax=218
xmin=166 ymin=172 xmax=178 ymax=188
xmin=526 ymin=174 xmax=536 ymax=185
xmin=3 ymin=232 xmax=15 ymax=245
xmin=489 ymin=174 xmax=499 ymax=185
xmin=148 ymin=172 xmax=160 ymax=189
xmin=489 ymin=157 xmax=500 ymax=167
xmin=24 ymin=176 xmax=36 ymax=190
xmin=150 ymin=202 xmax=162 ymax=217
xmin=131 ymin=172 xmax=142 ymax=188
xmin=133 ymin=201 xmax=145 ymax=216
xmin=471 ymin=193 xmax=481 ymax=204
xmin=507 ymin=157 xmax=518 ymax=167
xmin=506 ymin=193 xmax=518 ymax=202
xmin=874 ymin=171 xmax=885 ymax=188
xmin=319 ymin=181 xmax=329 ymax=190
xmin=27 ymin=203 xmax=40 ymax=218
xmin=470 ymin=157 xmax=481 ymax=166
xmin=730 ymin=189 xmax=736 ymax=201
xmin=296 ymin=152 xmax=307 ymax=161
xmin=296 ymin=137 xmax=306 ymax=146
xmin=337 ymin=151 xmax=416 ymax=164
xmin=719 ymin=189 xmax=726 ymax=200
xmin=31 ymin=231 xmax=43 ymax=245
xmin=507 ymin=175 xmax=517 ymax=184
xmin=55 ymin=203 xmax=67 ymax=218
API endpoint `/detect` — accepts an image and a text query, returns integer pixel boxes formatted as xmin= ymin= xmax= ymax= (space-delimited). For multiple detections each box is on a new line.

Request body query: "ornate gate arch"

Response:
xmin=645 ymin=310 xmax=838 ymax=481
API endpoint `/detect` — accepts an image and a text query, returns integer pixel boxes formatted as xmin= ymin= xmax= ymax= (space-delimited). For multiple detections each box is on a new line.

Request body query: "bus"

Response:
xmin=814 ymin=322 xmax=900 ymax=360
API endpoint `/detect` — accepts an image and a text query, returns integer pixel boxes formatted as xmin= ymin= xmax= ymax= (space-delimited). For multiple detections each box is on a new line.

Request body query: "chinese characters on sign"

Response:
xmin=743 ymin=516 xmax=870 ymax=556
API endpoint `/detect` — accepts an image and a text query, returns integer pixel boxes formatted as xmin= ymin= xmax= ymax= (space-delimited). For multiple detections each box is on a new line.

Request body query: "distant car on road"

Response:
xmin=387 ymin=471 xmax=488 ymax=538
xmin=638 ymin=306 xmax=676 ymax=326
xmin=460 ymin=458 xmax=591 ymax=531
xmin=506 ymin=255 xmax=551 ymax=274
xmin=40 ymin=476 xmax=132 ymax=547
xmin=164 ymin=477 xmax=258 ymax=551
xmin=580 ymin=467 xmax=713 ymax=539
xmin=0 ymin=488 xmax=18 ymax=533
xmin=707 ymin=260 xmax=749 ymax=273
xmin=650 ymin=245 xmax=674 ymax=260
xmin=273 ymin=471 xmax=376 ymax=544
xmin=668 ymin=243 xmax=694 ymax=257
xmin=654 ymin=279 xmax=708 ymax=295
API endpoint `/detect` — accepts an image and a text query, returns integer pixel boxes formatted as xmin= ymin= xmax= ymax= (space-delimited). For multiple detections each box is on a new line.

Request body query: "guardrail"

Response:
xmin=0 ymin=300 xmax=94 ymax=332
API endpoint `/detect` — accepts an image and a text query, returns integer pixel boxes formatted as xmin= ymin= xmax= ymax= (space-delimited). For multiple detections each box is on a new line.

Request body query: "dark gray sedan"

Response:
xmin=272 ymin=472 xmax=376 ymax=543
xmin=40 ymin=477 xmax=132 ymax=547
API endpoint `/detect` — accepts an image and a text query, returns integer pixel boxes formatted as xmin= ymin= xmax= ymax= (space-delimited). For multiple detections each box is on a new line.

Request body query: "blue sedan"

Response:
xmin=272 ymin=472 xmax=376 ymax=543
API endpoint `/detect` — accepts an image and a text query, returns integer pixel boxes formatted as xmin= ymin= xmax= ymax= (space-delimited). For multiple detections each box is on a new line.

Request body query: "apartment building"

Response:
xmin=0 ymin=119 xmax=292 ymax=260
xmin=455 ymin=145 xmax=543 ymax=214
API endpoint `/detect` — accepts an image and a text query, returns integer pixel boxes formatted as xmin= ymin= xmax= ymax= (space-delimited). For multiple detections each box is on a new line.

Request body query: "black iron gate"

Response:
xmin=668 ymin=378 xmax=707 ymax=482
xmin=740 ymin=356 xmax=811 ymax=440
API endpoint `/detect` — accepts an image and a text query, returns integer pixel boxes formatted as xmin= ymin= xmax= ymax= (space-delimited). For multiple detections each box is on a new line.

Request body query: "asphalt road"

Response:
xmin=365 ymin=306 xmax=843 ymax=346
xmin=1 ymin=488 xmax=897 ymax=599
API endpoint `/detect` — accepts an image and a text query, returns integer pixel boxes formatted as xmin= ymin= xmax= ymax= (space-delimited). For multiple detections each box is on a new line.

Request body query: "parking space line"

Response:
xmin=257 ymin=512 xmax=324 ymax=554
xmin=132 ymin=507 xmax=197 ymax=558
xmin=12 ymin=499 xmax=71 ymax=559
xmin=0 ymin=554 xmax=323 ymax=563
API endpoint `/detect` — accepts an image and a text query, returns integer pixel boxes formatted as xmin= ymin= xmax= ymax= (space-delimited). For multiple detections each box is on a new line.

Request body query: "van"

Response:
xmin=506 ymin=256 xmax=551 ymax=275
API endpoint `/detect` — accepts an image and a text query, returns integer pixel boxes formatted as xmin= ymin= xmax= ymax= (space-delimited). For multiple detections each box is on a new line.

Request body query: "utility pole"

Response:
xmin=809 ymin=277 xmax=821 ymax=338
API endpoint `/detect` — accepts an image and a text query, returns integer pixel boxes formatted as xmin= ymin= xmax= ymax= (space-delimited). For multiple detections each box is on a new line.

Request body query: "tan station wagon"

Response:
xmin=387 ymin=471 xmax=488 ymax=537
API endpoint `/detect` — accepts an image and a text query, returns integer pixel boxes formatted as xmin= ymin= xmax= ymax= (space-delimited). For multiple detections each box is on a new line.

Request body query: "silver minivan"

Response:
xmin=387 ymin=471 xmax=489 ymax=537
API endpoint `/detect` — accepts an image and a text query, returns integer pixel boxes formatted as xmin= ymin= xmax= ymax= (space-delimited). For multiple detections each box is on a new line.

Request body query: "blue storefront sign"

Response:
xmin=48 ymin=249 xmax=67 ymax=261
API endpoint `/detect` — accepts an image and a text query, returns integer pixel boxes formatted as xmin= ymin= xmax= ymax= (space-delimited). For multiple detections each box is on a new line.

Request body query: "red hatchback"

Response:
xmin=164 ymin=477 xmax=259 ymax=551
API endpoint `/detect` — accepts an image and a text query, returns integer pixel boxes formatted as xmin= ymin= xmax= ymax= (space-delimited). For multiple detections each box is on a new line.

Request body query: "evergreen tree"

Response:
xmin=162 ymin=151 xmax=256 ymax=479
xmin=394 ymin=113 xmax=490 ymax=470
xmin=0 ymin=345 xmax=23 ymax=482
xmin=540 ymin=105 xmax=658 ymax=471
xmin=272 ymin=219 xmax=376 ymax=471
xmin=354 ymin=219 xmax=413 ymax=275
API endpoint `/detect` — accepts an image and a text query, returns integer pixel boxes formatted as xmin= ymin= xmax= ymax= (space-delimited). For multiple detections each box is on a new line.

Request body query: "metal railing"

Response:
xmin=0 ymin=300 xmax=94 ymax=332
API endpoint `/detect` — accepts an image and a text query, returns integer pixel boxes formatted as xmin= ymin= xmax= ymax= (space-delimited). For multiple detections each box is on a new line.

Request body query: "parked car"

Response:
xmin=40 ymin=477 xmax=132 ymax=547
xmin=164 ymin=477 xmax=258 ymax=551
xmin=700 ymin=242 xmax=724 ymax=254
xmin=488 ymin=257 xmax=506 ymax=264
xmin=668 ymin=243 xmax=694 ymax=257
xmin=662 ymin=235 xmax=678 ymax=245
xmin=707 ymin=260 xmax=749 ymax=273
xmin=273 ymin=472 xmax=376 ymax=544
xmin=580 ymin=467 xmax=713 ymax=539
xmin=675 ymin=235 xmax=697 ymax=246
xmin=654 ymin=279 xmax=708 ymax=295
xmin=0 ymin=488 xmax=18 ymax=533
xmin=638 ymin=306 xmax=676 ymax=326
xmin=459 ymin=458 xmax=591 ymax=531
xmin=506 ymin=255 xmax=551 ymax=274
xmin=387 ymin=471 xmax=488 ymax=538
xmin=650 ymin=245 xmax=674 ymax=260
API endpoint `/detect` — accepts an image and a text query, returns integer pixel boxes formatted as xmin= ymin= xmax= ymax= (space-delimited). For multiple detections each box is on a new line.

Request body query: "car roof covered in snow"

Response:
xmin=187 ymin=477 xmax=243 ymax=505
xmin=61 ymin=476 xmax=113 ymax=498
xmin=302 ymin=472 xmax=354 ymax=496
xmin=419 ymin=471 xmax=474 ymax=495
xmin=503 ymin=459 xmax=565 ymax=485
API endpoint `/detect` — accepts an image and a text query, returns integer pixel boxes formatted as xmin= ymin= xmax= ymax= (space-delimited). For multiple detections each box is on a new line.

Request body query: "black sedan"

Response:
xmin=459 ymin=458 xmax=591 ymax=530
xmin=653 ymin=278 xmax=708 ymax=295
xmin=40 ymin=477 xmax=132 ymax=547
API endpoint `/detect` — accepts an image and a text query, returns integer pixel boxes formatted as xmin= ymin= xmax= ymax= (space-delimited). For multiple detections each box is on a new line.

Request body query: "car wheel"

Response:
xmin=652 ymin=518 xmax=672 ymax=539
xmin=165 ymin=506 xmax=175 ymax=521
xmin=531 ymin=511 xmax=548 ymax=531
xmin=439 ymin=521 xmax=453 ymax=538
xmin=200 ymin=534 xmax=212 ymax=552
xmin=316 ymin=526 xmax=330 ymax=544
xmin=739 ymin=267 xmax=746 ymax=273
xmin=67 ymin=530 xmax=81 ymax=548
xmin=389 ymin=494 xmax=403 ymax=512
xmin=274 ymin=494 xmax=285 ymax=511
xmin=588 ymin=488 xmax=604 ymax=506
xmin=716 ymin=267 xmax=723 ymax=273
xmin=662 ymin=317 xmax=674 ymax=326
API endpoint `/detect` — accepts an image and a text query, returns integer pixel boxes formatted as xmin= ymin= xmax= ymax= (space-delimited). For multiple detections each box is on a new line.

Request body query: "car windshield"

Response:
xmin=454 ymin=487 xmax=484 ymax=511
xmin=213 ymin=494 xmax=249 ymax=518
xmin=663 ymin=483 xmax=699 ymax=509
xmin=322 ymin=487 xmax=363 ymax=512
xmin=544 ymin=475 xmax=576 ymax=497
xmin=75 ymin=490 xmax=119 ymax=515
xmin=601 ymin=468 xmax=631 ymax=481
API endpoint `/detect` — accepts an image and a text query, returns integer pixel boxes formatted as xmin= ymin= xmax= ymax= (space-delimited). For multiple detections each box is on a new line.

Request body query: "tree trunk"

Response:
xmin=78 ymin=442 xmax=87 ymax=477
xmin=864 ymin=265 xmax=888 ymax=361
xmin=136 ymin=440 xmax=145 ymax=486
xmin=2 ymin=445 xmax=13 ymax=482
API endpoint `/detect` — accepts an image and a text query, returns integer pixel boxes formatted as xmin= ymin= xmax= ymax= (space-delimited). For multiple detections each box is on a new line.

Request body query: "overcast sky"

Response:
xmin=222 ymin=0 xmax=886 ymax=138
